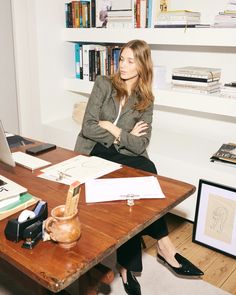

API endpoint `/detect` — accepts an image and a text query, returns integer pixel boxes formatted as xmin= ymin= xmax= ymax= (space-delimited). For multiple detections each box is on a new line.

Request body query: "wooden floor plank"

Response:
xmin=203 ymin=255 xmax=236 ymax=288
xmin=145 ymin=214 xmax=236 ymax=295
xmin=221 ymin=268 xmax=236 ymax=294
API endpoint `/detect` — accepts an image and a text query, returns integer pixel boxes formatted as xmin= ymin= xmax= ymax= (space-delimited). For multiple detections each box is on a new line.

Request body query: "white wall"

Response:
xmin=0 ymin=0 xmax=18 ymax=133
xmin=11 ymin=0 xmax=82 ymax=141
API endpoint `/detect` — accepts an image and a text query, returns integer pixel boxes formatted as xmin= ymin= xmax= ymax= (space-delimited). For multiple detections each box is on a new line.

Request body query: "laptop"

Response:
xmin=0 ymin=120 xmax=15 ymax=167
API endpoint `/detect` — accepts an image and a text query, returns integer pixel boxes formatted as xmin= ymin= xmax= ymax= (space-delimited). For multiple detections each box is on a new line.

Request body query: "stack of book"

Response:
xmin=96 ymin=0 xmax=132 ymax=28
xmin=214 ymin=0 xmax=236 ymax=27
xmin=210 ymin=143 xmax=236 ymax=166
xmin=171 ymin=66 xmax=221 ymax=94
xmin=106 ymin=9 xmax=133 ymax=29
xmin=154 ymin=10 xmax=201 ymax=28
xmin=221 ymin=81 xmax=236 ymax=98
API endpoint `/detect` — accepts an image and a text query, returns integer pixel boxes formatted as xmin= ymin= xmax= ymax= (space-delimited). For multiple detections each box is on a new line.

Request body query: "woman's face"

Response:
xmin=119 ymin=48 xmax=139 ymax=83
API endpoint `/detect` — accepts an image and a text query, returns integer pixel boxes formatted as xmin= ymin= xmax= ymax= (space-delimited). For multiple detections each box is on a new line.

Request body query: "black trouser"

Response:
xmin=90 ymin=143 xmax=169 ymax=272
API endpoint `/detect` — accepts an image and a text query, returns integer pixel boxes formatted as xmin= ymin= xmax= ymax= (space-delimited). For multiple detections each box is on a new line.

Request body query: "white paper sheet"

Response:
xmin=85 ymin=176 xmax=165 ymax=203
xmin=39 ymin=155 xmax=121 ymax=185
xmin=12 ymin=151 xmax=51 ymax=171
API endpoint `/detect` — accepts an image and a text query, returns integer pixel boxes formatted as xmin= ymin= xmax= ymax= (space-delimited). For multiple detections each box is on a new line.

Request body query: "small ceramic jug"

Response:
xmin=45 ymin=205 xmax=81 ymax=248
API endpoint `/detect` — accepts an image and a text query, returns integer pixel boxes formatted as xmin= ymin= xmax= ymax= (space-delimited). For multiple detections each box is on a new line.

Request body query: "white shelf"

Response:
xmin=62 ymin=28 xmax=236 ymax=47
xmin=64 ymin=78 xmax=236 ymax=117
xmin=156 ymin=88 xmax=236 ymax=117
xmin=64 ymin=77 xmax=93 ymax=94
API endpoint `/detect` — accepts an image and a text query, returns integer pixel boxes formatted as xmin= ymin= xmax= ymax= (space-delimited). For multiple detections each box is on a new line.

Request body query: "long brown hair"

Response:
xmin=111 ymin=39 xmax=154 ymax=111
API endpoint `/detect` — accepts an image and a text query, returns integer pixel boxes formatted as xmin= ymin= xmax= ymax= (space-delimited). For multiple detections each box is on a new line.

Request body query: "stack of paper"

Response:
xmin=39 ymin=155 xmax=121 ymax=185
xmin=12 ymin=151 xmax=51 ymax=171
xmin=85 ymin=176 xmax=165 ymax=203
xmin=0 ymin=175 xmax=27 ymax=208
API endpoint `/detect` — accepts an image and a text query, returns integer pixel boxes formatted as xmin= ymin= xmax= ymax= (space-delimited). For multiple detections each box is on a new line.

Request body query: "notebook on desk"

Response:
xmin=12 ymin=151 xmax=51 ymax=171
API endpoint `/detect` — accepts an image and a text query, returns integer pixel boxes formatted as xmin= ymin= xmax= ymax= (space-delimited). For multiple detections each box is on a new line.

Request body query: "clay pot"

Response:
xmin=45 ymin=205 xmax=81 ymax=249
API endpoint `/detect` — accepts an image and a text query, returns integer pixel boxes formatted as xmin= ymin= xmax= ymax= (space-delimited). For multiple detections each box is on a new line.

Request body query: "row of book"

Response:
xmin=65 ymin=0 xmax=168 ymax=29
xmin=75 ymin=43 xmax=121 ymax=81
xmin=171 ymin=66 xmax=221 ymax=94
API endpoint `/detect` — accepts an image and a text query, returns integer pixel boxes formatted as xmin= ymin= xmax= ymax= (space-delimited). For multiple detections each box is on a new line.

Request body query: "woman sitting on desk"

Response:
xmin=75 ymin=39 xmax=203 ymax=295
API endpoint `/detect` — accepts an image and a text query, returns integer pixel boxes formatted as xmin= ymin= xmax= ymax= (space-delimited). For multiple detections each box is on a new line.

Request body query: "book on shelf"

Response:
xmin=172 ymin=79 xmax=220 ymax=87
xmin=155 ymin=24 xmax=198 ymax=28
xmin=172 ymin=85 xmax=220 ymax=95
xmin=224 ymin=81 xmax=236 ymax=87
xmin=221 ymin=82 xmax=236 ymax=98
xmin=172 ymin=66 xmax=221 ymax=80
xmin=172 ymin=76 xmax=220 ymax=83
xmin=95 ymin=0 xmax=132 ymax=28
xmin=157 ymin=10 xmax=200 ymax=17
xmin=210 ymin=143 xmax=236 ymax=165
xmin=75 ymin=43 xmax=81 ymax=79
xmin=82 ymin=44 xmax=97 ymax=81
xmin=106 ymin=9 xmax=133 ymax=28
xmin=155 ymin=10 xmax=201 ymax=26
xmin=171 ymin=83 xmax=220 ymax=92
xmin=91 ymin=0 xmax=96 ymax=27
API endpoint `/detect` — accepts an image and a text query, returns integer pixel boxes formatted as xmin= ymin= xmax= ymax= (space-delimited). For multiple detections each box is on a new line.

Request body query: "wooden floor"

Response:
xmin=144 ymin=213 xmax=236 ymax=295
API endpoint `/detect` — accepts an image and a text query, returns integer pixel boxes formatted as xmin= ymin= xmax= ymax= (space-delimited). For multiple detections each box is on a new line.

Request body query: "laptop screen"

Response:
xmin=0 ymin=120 xmax=15 ymax=167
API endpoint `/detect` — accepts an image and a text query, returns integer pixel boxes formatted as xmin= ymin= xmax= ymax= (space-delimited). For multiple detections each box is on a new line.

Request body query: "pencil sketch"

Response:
xmin=204 ymin=193 xmax=236 ymax=244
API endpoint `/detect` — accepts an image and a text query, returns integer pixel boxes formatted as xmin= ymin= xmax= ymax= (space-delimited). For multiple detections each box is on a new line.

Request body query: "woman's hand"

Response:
xmin=98 ymin=120 xmax=112 ymax=130
xmin=130 ymin=121 xmax=148 ymax=137
xmin=99 ymin=120 xmax=121 ymax=139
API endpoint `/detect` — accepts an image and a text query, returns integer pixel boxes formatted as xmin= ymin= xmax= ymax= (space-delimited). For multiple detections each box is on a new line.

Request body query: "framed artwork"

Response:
xmin=193 ymin=179 xmax=236 ymax=258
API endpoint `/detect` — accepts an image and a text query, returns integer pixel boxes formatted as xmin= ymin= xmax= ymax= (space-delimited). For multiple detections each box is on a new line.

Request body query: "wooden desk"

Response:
xmin=0 ymin=145 xmax=195 ymax=294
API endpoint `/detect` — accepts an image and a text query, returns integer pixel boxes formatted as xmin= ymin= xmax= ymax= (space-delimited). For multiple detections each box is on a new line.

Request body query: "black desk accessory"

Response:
xmin=25 ymin=143 xmax=56 ymax=155
xmin=4 ymin=201 xmax=48 ymax=243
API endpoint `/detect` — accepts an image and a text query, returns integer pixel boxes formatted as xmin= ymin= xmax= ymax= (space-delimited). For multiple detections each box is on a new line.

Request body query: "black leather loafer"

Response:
xmin=157 ymin=253 xmax=204 ymax=277
xmin=121 ymin=270 xmax=141 ymax=295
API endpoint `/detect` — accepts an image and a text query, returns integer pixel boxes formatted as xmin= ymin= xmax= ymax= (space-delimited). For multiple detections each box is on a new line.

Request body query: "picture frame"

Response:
xmin=193 ymin=179 xmax=236 ymax=258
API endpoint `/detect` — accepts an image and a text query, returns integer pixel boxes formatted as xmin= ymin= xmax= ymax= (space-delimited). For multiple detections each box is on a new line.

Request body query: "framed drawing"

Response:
xmin=193 ymin=179 xmax=236 ymax=258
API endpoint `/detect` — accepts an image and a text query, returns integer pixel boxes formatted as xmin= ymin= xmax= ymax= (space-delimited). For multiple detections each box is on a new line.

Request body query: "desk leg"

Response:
xmin=78 ymin=264 xmax=114 ymax=295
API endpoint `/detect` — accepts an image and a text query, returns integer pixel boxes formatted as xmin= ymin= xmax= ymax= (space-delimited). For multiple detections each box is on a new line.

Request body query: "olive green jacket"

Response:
xmin=74 ymin=76 xmax=154 ymax=158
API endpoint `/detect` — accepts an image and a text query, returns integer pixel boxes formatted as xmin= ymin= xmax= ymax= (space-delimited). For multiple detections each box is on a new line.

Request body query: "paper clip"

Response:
xmin=56 ymin=171 xmax=72 ymax=181
xmin=120 ymin=194 xmax=139 ymax=207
